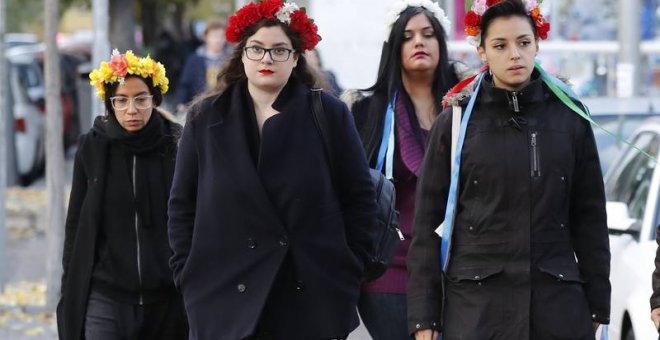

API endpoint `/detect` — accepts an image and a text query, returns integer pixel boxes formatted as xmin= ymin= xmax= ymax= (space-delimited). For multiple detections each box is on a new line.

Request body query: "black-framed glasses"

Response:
xmin=244 ymin=46 xmax=294 ymax=62
xmin=109 ymin=95 xmax=154 ymax=111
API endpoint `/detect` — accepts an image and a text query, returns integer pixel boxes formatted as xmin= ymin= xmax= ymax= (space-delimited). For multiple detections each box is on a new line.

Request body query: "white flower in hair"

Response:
xmin=384 ymin=0 xmax=452 ymax=42
xmin=276 ymin=2 xmax=299 ymax=24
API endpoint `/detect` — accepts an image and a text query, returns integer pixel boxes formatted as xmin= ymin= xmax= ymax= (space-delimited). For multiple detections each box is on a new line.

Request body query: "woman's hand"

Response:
xmin=414 ymin=329 xmax=440 ymax=340
xmin=651 ymin=307 xmax=660 ymax=331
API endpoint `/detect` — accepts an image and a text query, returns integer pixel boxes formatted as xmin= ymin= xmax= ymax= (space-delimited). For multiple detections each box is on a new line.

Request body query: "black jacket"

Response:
xmin=407 ymin=74 xmax=611 ymax=339
xmin=57 ymin=113 xmax=182 ymax=340
xmin=168 ymin=80 xmax=377 ymax=340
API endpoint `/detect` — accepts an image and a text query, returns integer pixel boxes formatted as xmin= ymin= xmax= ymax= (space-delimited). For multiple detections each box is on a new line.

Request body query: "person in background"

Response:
xmin=57 ymin=50 xmax=187 ymax=340
xmin=167 ymin=1 xmax=377 ymax=339
xmin=341 ymin=1 xmax=466 ymax=339
xmin=176 ymin=19 xmax=232 ymax=110
xmin=407 ymin=1 xmax=610 ymax=339
xmin=305 ymin=48 xmax=342 ymax=95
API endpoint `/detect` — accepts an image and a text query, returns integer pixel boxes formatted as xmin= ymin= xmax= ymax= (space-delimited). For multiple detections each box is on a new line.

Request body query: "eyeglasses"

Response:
xmin=244 ymin=46 xmax=294 ymax=62
xmin=109 ymin=95 xmax=154 ymax=111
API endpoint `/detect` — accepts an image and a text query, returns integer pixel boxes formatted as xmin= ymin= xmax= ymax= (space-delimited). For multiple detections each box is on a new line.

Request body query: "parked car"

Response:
xmin=6 ymin=45 xmax=47 ymax=186
xmin=604 ymin=117 xmax=660 ymax=340
xmin=4 ymin=43 xmax=83 ymax=186
xmin=583 ymin=97 xmax=660 ymax=174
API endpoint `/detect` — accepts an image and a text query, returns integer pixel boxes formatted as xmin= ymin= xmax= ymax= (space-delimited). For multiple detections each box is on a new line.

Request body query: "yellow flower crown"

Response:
xmin=89 ymin=49 xmax=169 ymax=100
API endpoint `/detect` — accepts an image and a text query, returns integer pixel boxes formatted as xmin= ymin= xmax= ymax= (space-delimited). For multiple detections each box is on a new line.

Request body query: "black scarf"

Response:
xmin=92 ymin=113 xmax=172 ymax=229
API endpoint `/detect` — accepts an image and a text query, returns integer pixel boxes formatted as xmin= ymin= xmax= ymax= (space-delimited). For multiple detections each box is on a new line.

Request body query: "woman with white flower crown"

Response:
xmin=407 ymin=1 xmax=610 ymax=339
xmin=168 ymin=1 xmax=377 ymax=339
xmin=57 ymin=50 xmax=187 ymax=340
xmin=341 ymin=1 xmax=468 ymax=339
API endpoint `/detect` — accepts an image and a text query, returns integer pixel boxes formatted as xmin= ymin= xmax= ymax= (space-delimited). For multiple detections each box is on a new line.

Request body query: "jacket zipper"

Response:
xmin=530 ymin=131 xmax=541 ymax=178
xmin=132 ymin=156 xmax=144 ymax=305
xmin=511 ymin=91 xmax=520 ymax=112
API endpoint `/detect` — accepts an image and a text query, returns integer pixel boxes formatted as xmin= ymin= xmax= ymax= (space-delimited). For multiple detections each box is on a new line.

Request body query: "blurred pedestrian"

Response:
xmin=168 ymin=1 xmax=377 ymax=339
xmin=407 ymin=1 xmax=610 ymax=339
xmin=341 ymin=1 xmax=466 ymax=339
xmin=57 ymin=50 xmax=187 ymax=340
xmin=305 ymin=48 xmax=342 ymax=95
xmin=176 ymin=19 xmax=232 ymax=110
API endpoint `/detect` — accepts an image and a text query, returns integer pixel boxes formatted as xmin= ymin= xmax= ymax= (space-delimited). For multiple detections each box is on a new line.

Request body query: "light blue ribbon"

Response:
xmin=376 ymin=94 xmax=397 ymax=179
xmin=440 ymin=72 xmax=485 ymax=271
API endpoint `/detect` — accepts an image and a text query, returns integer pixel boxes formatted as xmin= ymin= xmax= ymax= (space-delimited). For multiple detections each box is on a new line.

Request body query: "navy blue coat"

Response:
xmin=168 ymin=79 xmax=377 ymax=340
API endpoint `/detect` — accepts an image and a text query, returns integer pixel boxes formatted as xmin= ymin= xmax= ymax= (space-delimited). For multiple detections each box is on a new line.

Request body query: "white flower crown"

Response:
xmin=384 ymin=0 xmax=452 ymax=42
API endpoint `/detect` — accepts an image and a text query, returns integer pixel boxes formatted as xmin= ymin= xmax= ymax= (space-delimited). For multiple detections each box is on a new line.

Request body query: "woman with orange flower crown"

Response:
xmin=407 ymin=1 xmax=610 ymax=339
xmin=167 ymin=1 xmax=377 ymax=339
xmin=57 ymin=50 xmax=187 ymax=340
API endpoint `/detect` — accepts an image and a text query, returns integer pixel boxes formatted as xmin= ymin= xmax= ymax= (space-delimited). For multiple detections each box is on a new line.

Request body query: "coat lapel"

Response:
xmin=207 ymin=83 xmax=286 ymax=231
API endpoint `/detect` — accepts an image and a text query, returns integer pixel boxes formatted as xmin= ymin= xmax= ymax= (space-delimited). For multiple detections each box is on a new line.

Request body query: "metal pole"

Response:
xmin=0 ymin=0 xmax=8 ymax=291
xmin=617 ymin=0 xmax=641 ymax=97
xmin=45 ymin=0 xmax=65 ymax=311
xmin=91 ymin=0 xmax=110 ymax=119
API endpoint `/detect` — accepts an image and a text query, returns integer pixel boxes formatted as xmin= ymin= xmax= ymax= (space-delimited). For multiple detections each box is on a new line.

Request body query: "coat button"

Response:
xmin=473 ymin=180 xmax=478 ymax=185
xmin=558 ymin=274 xmax=564 ymax=280
xmin=295 ymin=280 xmax=305 ymax=291
xmin=560 ymin=176 xmax=566 ymax=181
xmin=468 ymin=226 xmax=474 ymax=231
xmin=237 ymin=284 xmax=247 ymax=293
xmin=560 ymin=223 xmax=565 ymax=228
xmin=279 ymin=239 xmax=288 ymax=247
xmin=247 ymin=238 xmax=257 ymax=249
xmin=474 ymin=275 xmax=480 ymax=280
xmin=415 ymin=324 xmax=421 ymax=329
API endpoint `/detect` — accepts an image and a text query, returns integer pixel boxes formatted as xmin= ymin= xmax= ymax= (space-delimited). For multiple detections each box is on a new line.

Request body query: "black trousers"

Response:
xmin=84 ymin=290 xmax=188 ymax=340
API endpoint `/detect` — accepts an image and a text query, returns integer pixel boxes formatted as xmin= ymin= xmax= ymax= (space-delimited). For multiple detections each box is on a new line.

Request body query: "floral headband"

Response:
xmin=89 ymin=49 xmax=169 ymax=100
xmin=384 ymin=0 xmax=452 ymax=42
xmin=226 ymin=0 xmax=320 ymax=51
xmin=464 ymin=0 xmax=550 ymax=46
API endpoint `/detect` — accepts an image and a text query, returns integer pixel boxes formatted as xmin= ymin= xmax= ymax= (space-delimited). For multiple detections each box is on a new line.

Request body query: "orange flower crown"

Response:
xmin=226 ymin=0 xmax=320 ymax=51
xmin=464 ymin=0 xmax=550 ymax=46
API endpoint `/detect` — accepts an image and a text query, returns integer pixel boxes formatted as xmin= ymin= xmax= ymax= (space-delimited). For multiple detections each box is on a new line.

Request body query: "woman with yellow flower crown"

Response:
xmin=57 ymin=50 xmax=188 ymax=340
xmin=407 ymin=0 xmax=610 ymax=339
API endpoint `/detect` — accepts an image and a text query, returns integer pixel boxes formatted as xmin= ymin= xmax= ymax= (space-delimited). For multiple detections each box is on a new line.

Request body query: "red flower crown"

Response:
xmin=464 ymin=0 xmax=550 ymax=46
xmin=226 ymin=0 xmax=321 ymax=51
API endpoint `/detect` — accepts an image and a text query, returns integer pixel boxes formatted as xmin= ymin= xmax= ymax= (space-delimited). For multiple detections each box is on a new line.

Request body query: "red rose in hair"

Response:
xmin=486 ymin=0 xmax=503 ymax=6
xmin=226 ymin=3 xmax=262 ymax=43
xmin=289 ymin=10 xmax=320 ymax=50
xmin=259 ymin=0 xmax=283 ymax=19
xmin=536 ymin=21 xmax=550 ymax=40
xmin=464 ymin=11 xmax=480 ymax=27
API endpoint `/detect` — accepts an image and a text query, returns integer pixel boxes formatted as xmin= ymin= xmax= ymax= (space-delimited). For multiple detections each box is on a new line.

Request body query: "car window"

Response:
xmin=591 ymin=115 xmax=652 ymax=173
xmin=606 ymin=132 xmax=659 ymax=221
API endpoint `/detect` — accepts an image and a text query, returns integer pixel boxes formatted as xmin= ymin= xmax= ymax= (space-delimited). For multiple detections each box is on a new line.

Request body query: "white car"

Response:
xmin=605 ymin=117 xmax=660 ymax=340
xmin=5 ymin=44 xmax=46 ymax=185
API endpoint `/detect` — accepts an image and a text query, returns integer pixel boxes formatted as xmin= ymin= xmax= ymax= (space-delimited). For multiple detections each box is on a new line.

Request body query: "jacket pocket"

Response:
xmin=447 ymin=265 xmax=504 ymax=284
xmin=538 ymin=264 xmax=584 ymax=283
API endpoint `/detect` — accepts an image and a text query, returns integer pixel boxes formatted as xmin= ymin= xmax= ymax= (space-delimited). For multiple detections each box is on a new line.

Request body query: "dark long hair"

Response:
xmin=359 ymin=6 xmax=459 ymax=162
xmin=103 ymin=75 xmax=163 ymax=116
xmin=479 ymin=0 xmax=537 ymax=47
xmin=189 ymin=19 xmax=318 ymax=112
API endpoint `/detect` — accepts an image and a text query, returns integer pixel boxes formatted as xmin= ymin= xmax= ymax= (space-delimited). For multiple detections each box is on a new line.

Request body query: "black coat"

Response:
xmin=168 ymin=80 xmax=377 ymax=340
xmin=407 ymin=75 xmax=611 ymax=339
xmin=57 ymin=114 xmax=182 ymax=340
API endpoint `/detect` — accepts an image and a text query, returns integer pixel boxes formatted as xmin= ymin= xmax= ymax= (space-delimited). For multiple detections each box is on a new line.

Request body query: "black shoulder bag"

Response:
xmin=310 ymin=89 xmax=402 ymax=282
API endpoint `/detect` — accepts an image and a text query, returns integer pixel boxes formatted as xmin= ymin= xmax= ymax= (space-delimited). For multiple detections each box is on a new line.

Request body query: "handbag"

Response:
xmin=310 ymin=89 xmax=403 ymax=282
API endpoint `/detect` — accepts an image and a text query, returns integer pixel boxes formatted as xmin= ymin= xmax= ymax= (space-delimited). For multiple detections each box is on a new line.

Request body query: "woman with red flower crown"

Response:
xmin=167 ymin=1 xmax=377 ymax=339
xmin=407 ymin=0 xmax=610 ymax=339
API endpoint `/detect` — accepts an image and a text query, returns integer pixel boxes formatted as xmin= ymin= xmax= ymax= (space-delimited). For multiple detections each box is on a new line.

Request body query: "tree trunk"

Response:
xmin=44 ymin=0 xmax=65 ymax=311
xmin=0 ymin=0 xmax=8 ymax=291
xmin=110 ymin=0 xmax=136 ymax=51
xmin=140 ymin=0 xmax=159 ymax=48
